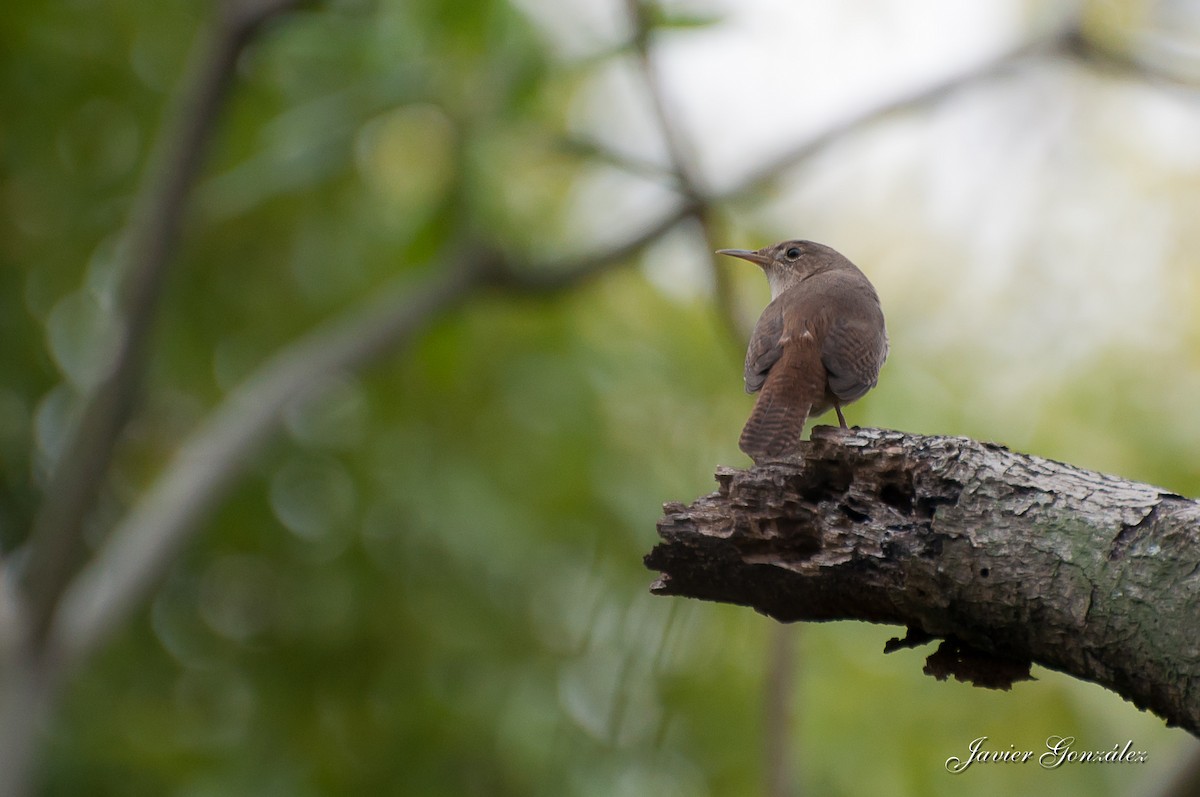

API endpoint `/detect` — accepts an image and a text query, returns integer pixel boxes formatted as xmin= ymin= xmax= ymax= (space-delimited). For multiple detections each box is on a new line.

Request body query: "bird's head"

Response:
xmin=717 ymin=239 xmax=849 ymax=299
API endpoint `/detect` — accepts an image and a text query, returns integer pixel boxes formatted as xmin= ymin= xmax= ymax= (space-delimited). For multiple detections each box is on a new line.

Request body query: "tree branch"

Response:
xmin=624 ymin=0 xmax=707 ymax=200
xmin=21 ymin=0 xmax=304 ymax=641
xmin=718 ymin=21 xmax=1082 ymax=202
xmin=763 ymin=625 xmax=798 ymax=797
xmin=487 ymin=201 xmax=702 ymax=293
xmin=622 ymin=0 xmax=748 ymax=347
xmin=44 ymin=254 xmax=487 ymax=673
xmin=46 ymin=201 xmax=702 ymax=672
xmin=646 ymin=426 xmax=1200 ymax=736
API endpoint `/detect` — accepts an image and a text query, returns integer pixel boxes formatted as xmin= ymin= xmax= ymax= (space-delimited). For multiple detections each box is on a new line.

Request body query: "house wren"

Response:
xmin=718 ymin=240 xmax=888 ymax=461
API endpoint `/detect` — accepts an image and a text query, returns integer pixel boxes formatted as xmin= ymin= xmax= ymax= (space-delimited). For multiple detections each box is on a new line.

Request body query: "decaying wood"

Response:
xmin=645 ymin=426 xmax=1200 ymax=735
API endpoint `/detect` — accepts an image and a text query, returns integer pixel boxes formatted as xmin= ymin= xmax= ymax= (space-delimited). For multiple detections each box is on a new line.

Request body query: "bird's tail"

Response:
xmin=739 ymin=337 xmax=825 ymax=461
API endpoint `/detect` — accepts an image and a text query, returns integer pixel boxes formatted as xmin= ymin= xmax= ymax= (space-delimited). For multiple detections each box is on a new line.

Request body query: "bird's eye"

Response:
xmin=785 ymin=246 xmax=802 ymax=260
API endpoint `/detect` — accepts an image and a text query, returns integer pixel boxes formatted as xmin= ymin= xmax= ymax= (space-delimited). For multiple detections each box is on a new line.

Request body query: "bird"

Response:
xmin=717 ymin=240 xmax=888 ymax=462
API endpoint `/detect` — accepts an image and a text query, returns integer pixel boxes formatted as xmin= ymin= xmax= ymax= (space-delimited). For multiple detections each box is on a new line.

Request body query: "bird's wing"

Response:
xmin=821 ymin=312 xmax=888 ymax=403
xmin=744 ymin=300 xmax=785 ymax=394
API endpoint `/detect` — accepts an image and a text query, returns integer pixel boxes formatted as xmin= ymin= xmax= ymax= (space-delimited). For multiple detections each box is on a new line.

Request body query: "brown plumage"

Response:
xmin=718 ymin=240 xmax=888 ymax=462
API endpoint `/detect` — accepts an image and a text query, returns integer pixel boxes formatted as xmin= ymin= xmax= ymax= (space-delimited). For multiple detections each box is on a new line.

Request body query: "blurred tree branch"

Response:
xmin=3 ymin=3 xmax=303 ymax=796
xmin=623 ymin=0 xmax=748 ymax=354
xmin=485 ymin=202 xmax=703 ymax=293
xmin=647 ymin=427 xmax=1200 ymax=737
xmin=718 ymin=18 xmax=1085 ymax=200
xmin=48 ymin=197 xmax=727 ymax=672
xmin=20 ymin=0 xmax=306 ymax=644
xmin=45 ymin=254 xmax=484 ymax=671
xmin=624 ymin=0 xmax=706 ymax=203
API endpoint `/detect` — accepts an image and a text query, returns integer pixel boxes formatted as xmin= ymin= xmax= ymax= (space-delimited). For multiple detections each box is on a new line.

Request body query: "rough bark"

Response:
xmin=645 ymin=426 xmax=1200 ymax=736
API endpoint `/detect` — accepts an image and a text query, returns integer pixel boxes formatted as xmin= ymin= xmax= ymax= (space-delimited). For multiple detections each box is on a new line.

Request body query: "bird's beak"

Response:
xmin=716 ymin=248 xmax=771 ymax=267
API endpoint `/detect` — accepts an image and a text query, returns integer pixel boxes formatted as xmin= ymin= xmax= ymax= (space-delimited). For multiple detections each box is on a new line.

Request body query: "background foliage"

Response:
xmin=3 ymin=0 xmax=1200 ymax=795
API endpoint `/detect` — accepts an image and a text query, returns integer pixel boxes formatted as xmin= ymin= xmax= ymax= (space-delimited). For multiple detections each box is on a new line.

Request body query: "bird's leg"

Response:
xmin=835 ymin=403 xmax=848 ymax=428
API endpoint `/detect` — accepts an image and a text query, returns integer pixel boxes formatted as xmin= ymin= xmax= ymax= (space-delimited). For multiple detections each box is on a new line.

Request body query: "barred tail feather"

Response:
xmin=738 ymin=337 xmax=825 ymax=461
